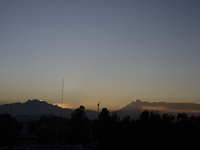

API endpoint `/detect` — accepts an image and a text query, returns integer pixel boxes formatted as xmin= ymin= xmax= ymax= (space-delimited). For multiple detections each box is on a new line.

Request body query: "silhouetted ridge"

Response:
xmin=0 ymin=99 xmax=97 ymax=121
xmin=115 ymin=99 xmax=142 ymax=119
xmin=24 ymin=99 xmax=48 ymax=105
xmin=115 ymin=99 xmax=200 ymax=119
xmin=1 ymin=99 xmax=200 ymax=121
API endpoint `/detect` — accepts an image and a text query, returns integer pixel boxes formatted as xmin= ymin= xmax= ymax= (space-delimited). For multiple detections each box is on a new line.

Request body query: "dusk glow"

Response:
xmin=1 ymin=0 xmax=200 ymax=111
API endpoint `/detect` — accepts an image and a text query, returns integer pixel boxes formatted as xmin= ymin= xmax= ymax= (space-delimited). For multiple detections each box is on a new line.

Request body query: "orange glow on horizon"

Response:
xmin=53 ymin=103 xmax=74 ymax=109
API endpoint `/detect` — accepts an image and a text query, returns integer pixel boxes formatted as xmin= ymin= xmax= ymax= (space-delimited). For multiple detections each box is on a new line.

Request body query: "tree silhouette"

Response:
xmin=71 ymin=105 xmax=87 ymax=122
xmin=93 ymin=108 xmax=123 ymax=149
xmin=26 ymin=115 xmax=68 ymax=144
xmin=177 ymin=113 xmax=188 ymax=121
xmin=98 ymin=108 xmax=109 ymax=121
xmin=6 ymin=107 xmax=200 ymax=149
xmin=67 ymin=105 xmax=90 ymax=144
xmin=0 ymin=113 xmax=22 ymax=146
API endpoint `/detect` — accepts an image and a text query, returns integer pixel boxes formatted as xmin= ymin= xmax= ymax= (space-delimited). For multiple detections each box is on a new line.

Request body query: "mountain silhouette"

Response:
xmin=114 ymin=99 xmax=143 ymax=119
xmin=115 ymin=99 xmax=200 ymax=119
xmin=0 ymin=99 xmax=97 ymax=121
xmin=1 ymin=99 xmax=200 ymax=121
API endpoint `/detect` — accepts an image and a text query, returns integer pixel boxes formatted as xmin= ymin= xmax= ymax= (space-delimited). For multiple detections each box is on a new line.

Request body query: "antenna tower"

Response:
xmin=97 ymin=101 xmax=100 ymax=116
xmin=61 ymin=78 xmax=64 ymax=116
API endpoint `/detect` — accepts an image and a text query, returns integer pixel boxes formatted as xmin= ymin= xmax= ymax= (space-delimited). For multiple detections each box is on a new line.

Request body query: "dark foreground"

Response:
xmin=1 ymin=106 xmax=200 ymax=149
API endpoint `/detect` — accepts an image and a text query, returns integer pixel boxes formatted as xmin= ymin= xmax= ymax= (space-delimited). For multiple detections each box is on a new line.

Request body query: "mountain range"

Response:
xmin=115 ymin=99 xmax=200 ymax=119
xmin=0 ymin=99 xmax=97 ymax=121
xmin=1 ymin=99 xmax=200 ymax=121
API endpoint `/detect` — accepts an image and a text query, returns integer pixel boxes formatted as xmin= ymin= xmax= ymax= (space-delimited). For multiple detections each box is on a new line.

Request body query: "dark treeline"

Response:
xmin=1 ymin=106 xmax=200 ymax=149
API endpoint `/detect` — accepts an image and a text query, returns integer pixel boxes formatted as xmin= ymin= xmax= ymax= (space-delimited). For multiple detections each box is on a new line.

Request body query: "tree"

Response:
xmin=93 ymin=108 xmax=122 ymax=149
xmin=140 ymin=110 xmax=150 ymax=121
xmin=98 ymin=108 xmax=109 ymax=121
xmin=177 ymin=113 xmax=188 ymax=121
xmin=67 ymin=106 xmax=90 ymax=144
xmin=0 ymin=113 xmax=22 ymax=146
xmin=71 ymin=105 xmax=87 ymax=122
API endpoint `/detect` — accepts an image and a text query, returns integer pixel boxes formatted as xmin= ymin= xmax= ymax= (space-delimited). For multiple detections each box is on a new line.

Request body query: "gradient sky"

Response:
xmin=1 ymin=0 xmax=200 ymax=111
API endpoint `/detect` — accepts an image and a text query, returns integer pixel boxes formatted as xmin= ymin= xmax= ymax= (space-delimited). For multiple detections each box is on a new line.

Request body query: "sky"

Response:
xmin=1 ymin=0 xmax=200 ymax=111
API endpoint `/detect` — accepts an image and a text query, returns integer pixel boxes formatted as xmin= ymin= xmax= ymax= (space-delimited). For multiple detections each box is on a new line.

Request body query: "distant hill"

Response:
xmin=1 ymin=99 xmax=200 ymax=121
xmin=0 ymin=99 xmax=97 ymax=121
xmin=115 ymin=99 xmax=200 ymax=119
xmin=114 ymin=99 xmax=142 ymax=119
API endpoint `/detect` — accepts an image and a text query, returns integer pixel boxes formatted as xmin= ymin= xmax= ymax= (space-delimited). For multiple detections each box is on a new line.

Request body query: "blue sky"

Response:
xmin=1 ymin=0 xmax=200 ymax=111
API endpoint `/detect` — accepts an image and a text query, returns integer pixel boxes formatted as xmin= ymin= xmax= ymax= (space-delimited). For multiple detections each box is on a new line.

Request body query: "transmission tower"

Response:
xmin=61 ymin=78 xmax=64 ymax=116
